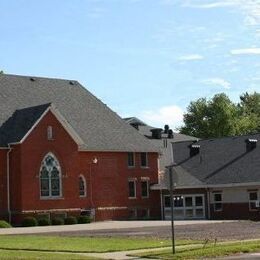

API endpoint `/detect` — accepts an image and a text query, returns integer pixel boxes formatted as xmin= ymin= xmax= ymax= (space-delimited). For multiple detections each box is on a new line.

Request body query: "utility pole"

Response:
xmin=167 ymin=165 xmax=175 ymax=254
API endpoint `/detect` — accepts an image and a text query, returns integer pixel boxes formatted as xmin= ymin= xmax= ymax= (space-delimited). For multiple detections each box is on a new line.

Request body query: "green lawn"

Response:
xmin=130 ymin=240 xmax=260 ymax=259
xmin=0 ymin=236 xmax=199 ymax=253
xmin=0 ymin=249 xmax=97 ymax=260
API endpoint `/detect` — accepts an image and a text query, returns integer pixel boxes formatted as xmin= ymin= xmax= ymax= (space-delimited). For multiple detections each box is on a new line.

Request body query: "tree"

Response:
xmin=239 ymin=92 xmax=260 ymax=132
xmin=179 ymin=92 xmax=259 ymax=138
xmin=0 ymin=70 xmax=3 ymax=74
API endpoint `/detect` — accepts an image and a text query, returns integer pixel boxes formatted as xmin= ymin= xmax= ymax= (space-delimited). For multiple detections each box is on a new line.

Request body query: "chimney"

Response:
xmin=150 ymin=128 xmax=162 ymax=139
xmin=190 ymin=143 xmax=200 ymax=157
xmin=246 ymin=138 xmax=257 ymax=152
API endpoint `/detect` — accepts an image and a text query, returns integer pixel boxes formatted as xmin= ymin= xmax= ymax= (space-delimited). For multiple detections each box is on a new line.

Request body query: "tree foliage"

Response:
xmin=179 ymin=92 xmax=260 ymax=138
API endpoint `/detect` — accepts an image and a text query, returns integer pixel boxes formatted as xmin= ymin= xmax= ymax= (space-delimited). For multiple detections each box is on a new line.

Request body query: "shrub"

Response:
xmin=38 ymin=218 xmax=50 ymax=226
xmin=78 ymin=215 xmax=91 ymax=224
xmin=64 ymin=216 xmax=77 ymax=225
xmin=0 ymin=220 xmax=12 ymax=228
xmin=51 ymin=217 xmax=64 ymax=226
xmin=21 ymin=217 xmax=38 ymax=227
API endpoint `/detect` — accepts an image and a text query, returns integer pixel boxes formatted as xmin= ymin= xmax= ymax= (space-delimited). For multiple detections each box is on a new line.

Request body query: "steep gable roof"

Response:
xmin=0 ymin=74 xmax=158 ymax=152
xmin=172 ymin=133 xmax=260 ymax=186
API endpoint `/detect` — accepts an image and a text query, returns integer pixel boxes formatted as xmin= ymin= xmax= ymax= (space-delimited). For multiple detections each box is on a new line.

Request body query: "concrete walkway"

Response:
xmin=0 ymin=220 xmax=236 ymax=235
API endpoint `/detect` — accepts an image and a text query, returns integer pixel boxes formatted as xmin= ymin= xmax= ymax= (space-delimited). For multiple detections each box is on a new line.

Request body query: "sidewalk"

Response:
xmin=0 ymin=220 xmax=236 ymax=235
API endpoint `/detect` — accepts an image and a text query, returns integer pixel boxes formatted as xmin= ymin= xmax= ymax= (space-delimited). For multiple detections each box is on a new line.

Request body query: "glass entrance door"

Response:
xmin=164 ymin=194 xmax=205 ymax=220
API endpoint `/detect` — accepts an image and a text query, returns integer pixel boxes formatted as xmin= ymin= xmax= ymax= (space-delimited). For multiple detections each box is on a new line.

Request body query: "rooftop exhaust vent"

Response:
xmin=30 ymin=77 xmax=35 ymax=82
xmin=150 ymin=128 xmax=162 ymax=139
xmin=246 ymin=138 xmax=257 ymax=151
xmin=69 ymin=81 xmax=75 ymax=85
xmin=190 ymin=143 xmax=200 ymax=157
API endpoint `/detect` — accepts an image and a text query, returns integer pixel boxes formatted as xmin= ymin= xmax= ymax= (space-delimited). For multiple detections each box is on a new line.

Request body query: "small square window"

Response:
xmin=140 ymin=153 xmax=148 ymax=167
xmin=248 ymin=191 xmax=258 ymax=211
xmin=127 ymin=152 xmax=135 ymax=167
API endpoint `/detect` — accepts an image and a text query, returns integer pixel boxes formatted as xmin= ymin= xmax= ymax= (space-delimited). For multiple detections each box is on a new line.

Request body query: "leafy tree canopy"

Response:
xmin=179 ymin=92 xmax=260 ymax=138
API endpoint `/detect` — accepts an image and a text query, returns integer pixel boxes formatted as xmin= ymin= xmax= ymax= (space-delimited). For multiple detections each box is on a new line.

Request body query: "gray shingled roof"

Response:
xmin=0 ymin=103 xmax=50 ymax=146
xmin=172 ymin=133 xmax=260 ymax=186
xmin=0 ymin=74 xmax=158 ymax=152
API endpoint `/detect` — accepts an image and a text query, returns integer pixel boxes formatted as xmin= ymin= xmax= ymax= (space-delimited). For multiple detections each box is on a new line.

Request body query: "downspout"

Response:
xmin=7 ymin=145 xmax=12 ymax=223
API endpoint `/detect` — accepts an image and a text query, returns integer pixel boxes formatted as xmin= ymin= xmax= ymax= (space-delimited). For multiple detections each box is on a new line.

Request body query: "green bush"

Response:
xmin=77 ymin=215 xmax=91 ymax=224
xmin=64 ymin=216 xmax=77 ymax=225
xmin=51 ymin=217 xmax=64 ymax=226
xmin=21 ymin=217 xmax=38 ymax=227
xmin=38 ymin=218 xmax=50 ymax=226
xmin=0 ymin=220 xmax=12 ymax=228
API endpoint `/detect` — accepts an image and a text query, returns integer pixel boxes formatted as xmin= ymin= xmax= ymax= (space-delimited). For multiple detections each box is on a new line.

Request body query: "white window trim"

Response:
xmin=140 ymin=152 xmax=149 ymax=168
xmin=213 ymin=192 xmax=223 ymax=212
xmin=141 ymin=180 xmax=149 ymax=198
xmin=128 ymin=179 xmax=137 ymax=199
xmin=39 ymin=152 xmax=63 ymax=199
xmin=127 ymin=152 xmax=135 ymax=168
xmin=248 ymin=190 xmax=258 ymax=211
xmin=79 ymin=174 xmax=87 ymax=198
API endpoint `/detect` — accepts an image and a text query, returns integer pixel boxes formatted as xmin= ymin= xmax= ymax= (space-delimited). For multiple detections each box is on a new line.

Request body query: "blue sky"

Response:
xmin=0 ymin=0 xmax=259 ymax=129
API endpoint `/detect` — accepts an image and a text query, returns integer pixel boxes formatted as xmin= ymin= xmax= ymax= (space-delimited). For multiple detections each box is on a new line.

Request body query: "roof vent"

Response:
xmin=69 ymin=81 xmax=75 ymax=85
xmin=246 ymin=138 xmax=257 ymax=152
xmin=151 ymin=128 xmax=162 ymax=139
xmin=190 ymin=144 xmax=200 ymax=157
xmin=168 ymin=129 xmax=173 ymax=139
xmin=130 ymin=123 xmax=139 ymax=130
xmin=30 ymin=77 xmax=35 ymax=82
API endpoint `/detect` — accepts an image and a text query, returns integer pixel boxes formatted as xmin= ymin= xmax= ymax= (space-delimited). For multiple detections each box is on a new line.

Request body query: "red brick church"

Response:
xmin=0 ymin=74 xmax=160 ymax=224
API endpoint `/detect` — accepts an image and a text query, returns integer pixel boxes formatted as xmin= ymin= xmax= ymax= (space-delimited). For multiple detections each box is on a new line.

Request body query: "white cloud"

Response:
xmin=182 ymin=1 xmax=236 ymax=9
xmin=139 ymin=105 xmax=184 ymax=128
xmin=178 ymin=54 xmax=204 ymax=61
xmin=202 ymin=78 xmax=231 ymax=89
xmin=230 ymin=48 xmax=260 ymax=55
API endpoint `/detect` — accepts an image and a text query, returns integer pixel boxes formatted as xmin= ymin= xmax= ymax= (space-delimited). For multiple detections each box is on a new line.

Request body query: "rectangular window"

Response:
xmin=213 ymin=192 xmax=223 ymax=211
xmin=127 ymin=152 xmax=135 ymax=167
xmin=140 ymin=153 xmax=148 ymax=167
xmin=141 ymin=180 xmax=149 ymax=198
xmin=128 ymin=180 xmax=136 ymax=198
xmin=248 ymin=191 xmax=258 ymax=211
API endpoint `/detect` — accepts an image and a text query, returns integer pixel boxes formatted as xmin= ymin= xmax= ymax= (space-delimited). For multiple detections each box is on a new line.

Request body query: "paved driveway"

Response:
xmin=0 ymin=220 xmax=233 ymax=235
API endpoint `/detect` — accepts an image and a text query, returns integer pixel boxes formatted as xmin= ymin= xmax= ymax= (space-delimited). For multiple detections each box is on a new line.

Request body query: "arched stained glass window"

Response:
xmin=40 ymin=153 xmax=62 ymax=197
xmin=79 ymin=175 xmax=86 ymax=197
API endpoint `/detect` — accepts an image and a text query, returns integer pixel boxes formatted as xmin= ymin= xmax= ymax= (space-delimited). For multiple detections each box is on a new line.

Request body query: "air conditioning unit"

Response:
xmin=255 ymin=201 xmax=260 ymax=208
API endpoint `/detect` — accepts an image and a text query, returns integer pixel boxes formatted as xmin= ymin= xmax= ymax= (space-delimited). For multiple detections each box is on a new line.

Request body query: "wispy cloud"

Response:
xmin=139 ymin=105 xmax=184 ymax=128
xmin=202 ymin=78 xmax=231 ymax=89
xmin=230 ymin=48 xmax=260 ymax=55
xmin=182 ymin=1 xmax=236 ymax=9
xmin=178 ymin=54 xmax=204 ymax=61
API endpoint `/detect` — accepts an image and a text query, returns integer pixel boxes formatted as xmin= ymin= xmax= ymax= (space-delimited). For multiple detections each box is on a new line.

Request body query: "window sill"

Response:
xmin=79 ymin=195 xmax=87 ymax=198
xmin=142 ymin=196 xmax=149 ymax=199
xmin=128 ymin=197 xmax=137 ymax=199
xmin=128 ymin=166 xmax=135 ymax=169
xmin=40 ymin=197 xmax=64 ymax=200
xmin=140 ymin=166 xmax=149 ymax=169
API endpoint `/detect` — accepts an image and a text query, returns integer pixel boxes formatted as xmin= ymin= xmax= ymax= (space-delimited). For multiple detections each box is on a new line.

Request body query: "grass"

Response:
xmin=0 ymin=249 xmax=98 ymax=260
xmin=0 ymin=236 xmax=199 ymax=253
xmin=130 ymin=240 xmax=260 ymax=259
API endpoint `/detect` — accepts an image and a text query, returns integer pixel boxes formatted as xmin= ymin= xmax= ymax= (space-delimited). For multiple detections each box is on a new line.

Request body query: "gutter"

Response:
xmin=7 ymin=144 xmax=12 ymax=223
